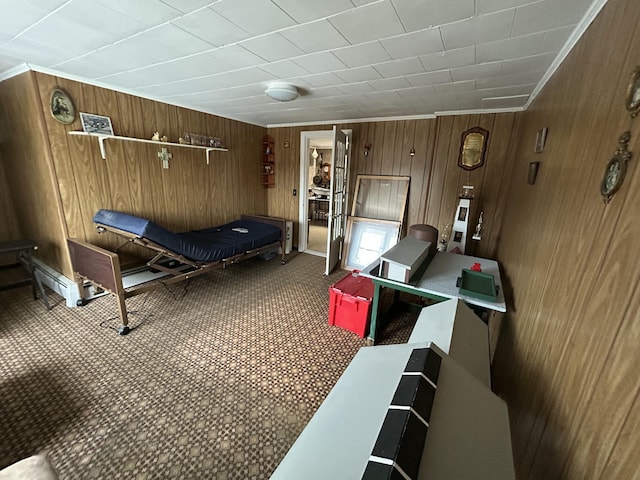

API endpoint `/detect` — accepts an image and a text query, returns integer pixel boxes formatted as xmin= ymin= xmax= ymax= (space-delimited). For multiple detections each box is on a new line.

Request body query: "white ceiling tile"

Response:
xmin=137 ymin=24 xmax=215 ymax=59
xmin=335 ymin=65 xmax=382 ymax=83
xmin=293 ymin=52 xmax=347 ymax=74
xmin=240 ymin=33 xmax=305 ymax=62
xmin=391 ymin=0 xmax=475 ymax=32
xmin=271 ymin=0 xmax=355 ymax=23
xmin=171 ymin=7 xmax=252 ymax=46
xmin=451 ymin=61 xmax=503 ymax=82
xmin=332 ymin=41 xmax=392 ymax=68
xmin=158 ymin=0 xmax=214 ymax=14
xmin=419 ymin=46 xmax=476 ymax=72
xmin=207 ymin=45 xmax=267 ymax=69
xmin=368 ymin=77 xmax=412 ymax=91
xmin=0 ymin=38 xmax=73 ymax=69
xmin=336 ymin=82 xmax=376 ymax=95
xmin=299 ymin=72 xmax=344 ymax=88
xmin=475 ymin=72 xmax=526 ymax=89
xmin=142 ymin=67 xmax=275 ymax=97
xmin=0 ymin=0 xmax=596 ymax=125
xmin=512 ymin=0 xmax=591 ymax=37
xmin=95 ymin=0 xmax=181 ymax=27
xmin=380 ymin=28 xmax=445 ymax=60
xmin=280 ymin=20 xmax=350 ymax=54
xmin=329 ymin=1 xmax=405 ymax=45
xmin=477 ymin=0 xmax=539 ymax=15
xmin=21 ymin=5 xmax=137 ymax=57
xmin=0 ymin=0 xmax=68 ymax=38
xmin=374 ymin=57 xmax=425 ymax=78
xmin=406 ymin=70 xmax=452 ymax=87
xmin=441 ymin=9 xmax=516 ymax=50
xmin=476 ymin=32 xmax=543 ymax=63
xmin=99 ymin=52 xmax=237 ymax=87
xmin=539 ymin=26 xmax=575 ymax=53
xmin=210 ymin=0 xmax=297 ymax=36
xmin=501 ymin=52 xmax=556 ymax=76
xmin=55 ymin=0 xmax=146 ymax=39
xmin=258 ymin=60 xmax=311 ymax=78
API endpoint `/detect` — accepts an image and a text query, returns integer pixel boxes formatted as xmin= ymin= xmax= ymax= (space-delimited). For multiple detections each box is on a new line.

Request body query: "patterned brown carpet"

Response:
xmin=0 ymin=253 xmax=417 ymax=479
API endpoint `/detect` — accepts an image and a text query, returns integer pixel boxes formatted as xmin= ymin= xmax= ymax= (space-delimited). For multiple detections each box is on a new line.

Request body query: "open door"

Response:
xmin=325 ymin=127 xmax=349 ymax=275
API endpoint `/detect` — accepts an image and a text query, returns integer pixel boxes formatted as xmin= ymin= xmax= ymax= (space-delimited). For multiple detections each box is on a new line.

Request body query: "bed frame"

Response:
xmin=67 ymin=214 xmax=287 ymax=335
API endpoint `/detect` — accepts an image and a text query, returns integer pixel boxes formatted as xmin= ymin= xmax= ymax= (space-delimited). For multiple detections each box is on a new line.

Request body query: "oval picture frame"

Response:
xmin=625 ymin=66 xmax=640 ymax=118
xmin=50 ymin=88 xmax=75 ymax=124
xmin=600 ymin=131 xmax=632 ymax=203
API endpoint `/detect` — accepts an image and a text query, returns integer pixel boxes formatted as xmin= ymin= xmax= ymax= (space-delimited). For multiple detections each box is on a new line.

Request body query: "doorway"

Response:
xmin=299 ymin=131 xmax=333 ymax=257
xmin=299 ymin=128 xmax=351 ymax=274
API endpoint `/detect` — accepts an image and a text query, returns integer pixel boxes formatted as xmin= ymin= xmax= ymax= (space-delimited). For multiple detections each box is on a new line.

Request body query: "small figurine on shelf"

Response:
xmin=151 ymin=131 xmax=160 ymax=141
xmin=160 ymin=135 xmax=168 ymax=142
xmin=472 ymin=211 xmax=484 ymax=241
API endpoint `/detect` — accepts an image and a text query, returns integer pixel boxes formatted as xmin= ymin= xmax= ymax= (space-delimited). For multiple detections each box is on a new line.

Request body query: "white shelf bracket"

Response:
xmin=97 ymin=135 xmax=107 ymax=160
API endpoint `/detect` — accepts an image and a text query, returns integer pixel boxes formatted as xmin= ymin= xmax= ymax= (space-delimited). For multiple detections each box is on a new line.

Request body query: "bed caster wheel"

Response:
xmin=117 ymin=326 xmax=131 ymax=335
xmin=77 ymin=298 xmax=88 ymax=307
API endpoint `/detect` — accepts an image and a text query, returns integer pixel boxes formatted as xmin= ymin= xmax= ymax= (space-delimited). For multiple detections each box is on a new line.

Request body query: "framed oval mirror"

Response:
xmin=458 ymin=127 xmax=489 ymax=170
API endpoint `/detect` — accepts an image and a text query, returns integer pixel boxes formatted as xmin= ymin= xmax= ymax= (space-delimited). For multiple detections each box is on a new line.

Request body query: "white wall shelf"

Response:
xmin=68 ymin=131 xmax=228 ymax=165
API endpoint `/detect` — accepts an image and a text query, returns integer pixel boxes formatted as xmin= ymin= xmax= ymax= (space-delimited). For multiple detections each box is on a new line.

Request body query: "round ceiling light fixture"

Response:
xmin=265 ymin=82 xmax=299 ymax=102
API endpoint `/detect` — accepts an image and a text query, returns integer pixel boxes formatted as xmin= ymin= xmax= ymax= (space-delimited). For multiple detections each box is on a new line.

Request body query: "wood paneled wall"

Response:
xmin=0 ymin=72 xmax=67 ymax=268
xmin=0 ymin=71 xmax=267 ymax=278
xmin=267 ymin=114 xmax=517 ymax=258
xmin=492 ymin=0 xmax=640 ymax=478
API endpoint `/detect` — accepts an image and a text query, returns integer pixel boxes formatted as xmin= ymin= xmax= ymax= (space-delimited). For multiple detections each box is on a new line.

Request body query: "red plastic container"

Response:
xmin=329 ymin=271 xmax=374 ymax=338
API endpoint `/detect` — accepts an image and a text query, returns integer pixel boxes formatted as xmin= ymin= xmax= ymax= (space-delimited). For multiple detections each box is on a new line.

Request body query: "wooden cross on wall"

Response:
xmin=158 ymin=148 xmax=172 ymax=169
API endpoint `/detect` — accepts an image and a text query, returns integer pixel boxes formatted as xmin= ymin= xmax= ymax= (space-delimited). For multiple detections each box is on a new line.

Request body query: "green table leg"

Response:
xmin=367 ymin=282 xmax=382 ymax=345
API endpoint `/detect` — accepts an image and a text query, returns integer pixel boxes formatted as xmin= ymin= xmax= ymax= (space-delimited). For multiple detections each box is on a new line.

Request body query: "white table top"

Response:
xmin=361 ymin=251 xmax=506 ymax=312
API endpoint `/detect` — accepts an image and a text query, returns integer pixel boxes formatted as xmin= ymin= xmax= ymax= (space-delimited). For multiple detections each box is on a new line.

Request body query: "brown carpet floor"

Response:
xmin=0 ymin=253 xmax=417 ymax=479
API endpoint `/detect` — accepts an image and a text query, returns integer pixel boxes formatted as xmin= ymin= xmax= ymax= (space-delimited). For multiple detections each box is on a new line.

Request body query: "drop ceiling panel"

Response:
xmin=279 ymin=20 xmax=350 ymax=54
xmin=332 ymin=42 xmax=392 ymax=68
xmin=476 ymin=33 xmax=544 ymax=63
xmin=374 ymin=57 xmax=426 ymax=78
xmin=329 ymin=1 xmax=405 ymax=45
xmin=0 ymin=0 xmax=602 ymax=126
xmin=171 ymin=7 xmax=253 ymax=47
xmin=240 ymin=33 xmax=305 ymax=62
xmin=512 ymin=0 xmax=594 ymax=37
xmin=94 ymin=0 xmax=181 ymax=28
xmin=210 ymin=0 xmax=298 ymax=36
xmin=392 ymin=0 xmax=475 ymax=32
xmin=0 ymin=0 xmax=69 ymax=39
xmin=335 ymin=65 xmax=382 ymax=83
xmin=293 ymin=52 xmax=348 ymax=74
xmin=441 ymin=9 xmax=517 ymax=50
xmin=380 ymin=28 xmax=445 ymax=60
xmin=419 ymin=46 xmax=476 ymax=72
xmin=272 ymin=0 xmax=355 ymax=23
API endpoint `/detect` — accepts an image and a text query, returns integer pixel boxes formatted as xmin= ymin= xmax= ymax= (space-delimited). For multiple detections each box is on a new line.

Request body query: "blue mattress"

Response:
xmin=93 ymin=209 xmax=281 ymax=263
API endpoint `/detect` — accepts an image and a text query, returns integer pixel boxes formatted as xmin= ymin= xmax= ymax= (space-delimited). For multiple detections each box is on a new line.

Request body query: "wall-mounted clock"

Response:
xmin=50 ymin=88 xmax=75 ymax=124
xmin=600 ymin=131 xmax=632 ymax=203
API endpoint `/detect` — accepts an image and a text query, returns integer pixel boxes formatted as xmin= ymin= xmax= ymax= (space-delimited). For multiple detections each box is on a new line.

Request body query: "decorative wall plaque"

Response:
xmin=458 ymin=127 xmax=489 ymax=170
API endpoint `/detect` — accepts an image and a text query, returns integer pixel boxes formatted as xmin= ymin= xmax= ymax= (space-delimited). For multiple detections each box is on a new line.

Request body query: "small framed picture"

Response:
xmin=534 ymin=127 xmax=548 ymax=153
xmin=79 ymin=112 xmax=114 ymax=135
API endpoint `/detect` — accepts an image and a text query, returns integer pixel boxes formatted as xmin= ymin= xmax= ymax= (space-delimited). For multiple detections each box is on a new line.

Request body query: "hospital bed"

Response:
xmin=67 ymin=209 xmax=287 ymax=334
